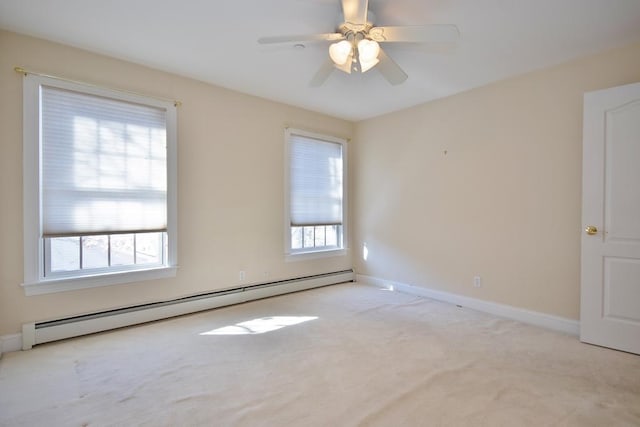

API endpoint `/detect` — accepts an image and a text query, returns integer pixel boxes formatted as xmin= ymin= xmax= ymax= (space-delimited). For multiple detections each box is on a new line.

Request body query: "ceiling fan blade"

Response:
xmin=341 ymin=0 xmax=368 ymax=26
xmin=369 ymin=24 xmax=460 ymax=43
xmin=258 ymin=33 xmax=344 ymax=44
xmin=310 ymin=59 xmax=336 ymax=87
xmin=376 ymin=49 xmax=407 ymax=85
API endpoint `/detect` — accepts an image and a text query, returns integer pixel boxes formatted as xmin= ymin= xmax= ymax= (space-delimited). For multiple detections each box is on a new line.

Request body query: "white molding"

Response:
xmin=356 ymin=274 xmax=579 ymax=336
xmin=22 ymin=323 xmax=35 ymax=350
xmin=21 ymin=73 xmax=178 ymax=296
xmin=22 ymin=266 xmax=178 ymax=296
xmin=283 ymin=127 xmax=348 ymax=257
xmin=285 ymin=248 xmax=349 ymax=262
xmin=0 ymin=333 xmax=23 ymax=356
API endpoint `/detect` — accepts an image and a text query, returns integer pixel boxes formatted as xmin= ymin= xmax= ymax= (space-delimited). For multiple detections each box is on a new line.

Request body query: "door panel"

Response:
xmin=605 ymin=101 xmax=640 ymax=241
xmin=603 ymin=257 xmax=640 ymax=322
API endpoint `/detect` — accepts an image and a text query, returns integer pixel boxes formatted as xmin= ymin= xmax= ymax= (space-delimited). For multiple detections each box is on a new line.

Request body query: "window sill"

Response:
xmin=285 ymin=248 xmax=348 ymax=262
xmin=22 ymin=266 xmax=178 ymax=296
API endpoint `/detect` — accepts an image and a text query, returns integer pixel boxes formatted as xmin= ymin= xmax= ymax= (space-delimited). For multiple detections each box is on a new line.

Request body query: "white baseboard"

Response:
xmin=356 ymin=274 xmax=579 ymax=336
xmin=0 ymin=333 xmax=23 ymax=357
xmin=19 ymin=270 xmax=354 ymax=351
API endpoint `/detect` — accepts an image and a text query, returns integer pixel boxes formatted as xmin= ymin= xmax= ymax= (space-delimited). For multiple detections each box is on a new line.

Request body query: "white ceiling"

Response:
xmin=2 ymin=0 xmax=640 ymax=121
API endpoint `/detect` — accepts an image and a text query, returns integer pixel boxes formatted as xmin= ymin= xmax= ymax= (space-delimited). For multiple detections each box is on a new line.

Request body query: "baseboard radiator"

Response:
xmin=22 ymin=269 xmax=354 ymax=350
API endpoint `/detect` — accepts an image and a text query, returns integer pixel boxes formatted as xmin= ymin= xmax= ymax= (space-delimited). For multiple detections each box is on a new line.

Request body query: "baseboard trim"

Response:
xmin=356 ymin=274 xmax=579 ymax=336
xmin=18 ymin=270 xmax=354 ymax=351
xmin=0 ymin=333 xmax=23 ymax=357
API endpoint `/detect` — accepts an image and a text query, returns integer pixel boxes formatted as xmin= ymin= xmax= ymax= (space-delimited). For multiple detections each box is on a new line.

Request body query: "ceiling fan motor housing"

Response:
xmin=339 ymin=22 xmax=373 ymax=42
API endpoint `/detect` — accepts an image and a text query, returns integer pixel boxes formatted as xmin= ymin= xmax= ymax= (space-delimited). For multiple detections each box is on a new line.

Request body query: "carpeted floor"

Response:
xmin=1 ymin=283 xmax=639 ymax=426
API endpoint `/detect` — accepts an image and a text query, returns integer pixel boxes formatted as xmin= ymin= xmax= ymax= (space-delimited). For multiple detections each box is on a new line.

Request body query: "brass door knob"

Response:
xmin=585 ymin=225 xmax=598 ymax=235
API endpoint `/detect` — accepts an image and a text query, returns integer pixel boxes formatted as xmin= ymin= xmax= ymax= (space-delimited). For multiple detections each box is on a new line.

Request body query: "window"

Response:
xmin=22 ymin=74 xmax=178 ymax=295
xmin=285 ymin=128 xmax=347 ymax=258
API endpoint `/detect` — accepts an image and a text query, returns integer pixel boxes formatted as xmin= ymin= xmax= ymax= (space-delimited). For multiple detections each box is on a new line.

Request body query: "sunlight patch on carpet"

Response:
xmin=199 ymin=316 xmax=318 ymax=335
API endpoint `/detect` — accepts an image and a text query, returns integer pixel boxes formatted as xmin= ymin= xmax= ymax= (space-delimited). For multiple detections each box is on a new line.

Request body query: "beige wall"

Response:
xmin=353 ymin=42 xmax=640 ymax=320
xmin=2 ymin=29 xmax=640 ymax=337
xmin=0 ymin=30 xmax=353 ymax=336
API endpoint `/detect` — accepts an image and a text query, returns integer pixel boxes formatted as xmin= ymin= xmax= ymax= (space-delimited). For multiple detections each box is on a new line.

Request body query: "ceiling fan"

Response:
xmin=257 ymin=0 xmax=459 ymax=86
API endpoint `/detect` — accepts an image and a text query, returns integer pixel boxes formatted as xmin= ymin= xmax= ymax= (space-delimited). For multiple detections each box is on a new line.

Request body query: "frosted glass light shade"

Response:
xmin=329 ymin=40 xmax=352 ymax=65
xmin=360 ymin=58 xmax=379 ymax=72
xmin=357 ymin=39 xmax=380 ymax=62
xmin=357 ymin=39 xmax=381 ymax=73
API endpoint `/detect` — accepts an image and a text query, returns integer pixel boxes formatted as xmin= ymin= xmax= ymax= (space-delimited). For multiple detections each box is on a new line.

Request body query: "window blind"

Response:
xmin=289 ymin=134 xmax=343 ymax=226
xmin=41 ymin=85 xmax=168 ymax=237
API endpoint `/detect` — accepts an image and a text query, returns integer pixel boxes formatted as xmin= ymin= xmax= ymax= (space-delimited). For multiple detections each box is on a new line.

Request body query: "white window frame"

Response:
xmin=22 ymin=74 xmax=178 ymax=296
xmin=284 ymin=128 xmax=348 ymax=261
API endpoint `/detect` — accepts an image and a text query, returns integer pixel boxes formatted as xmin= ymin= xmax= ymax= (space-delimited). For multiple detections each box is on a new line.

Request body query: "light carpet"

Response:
xmin=1 ymin=283 xmax=639 ymax=426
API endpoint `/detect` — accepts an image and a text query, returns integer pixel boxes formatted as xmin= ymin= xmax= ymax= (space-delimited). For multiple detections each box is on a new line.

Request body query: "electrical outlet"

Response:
xmin=473 ymin=276 xmax=482 ymax=288
xmin=239 ymin=270 xmax=245 ymax=281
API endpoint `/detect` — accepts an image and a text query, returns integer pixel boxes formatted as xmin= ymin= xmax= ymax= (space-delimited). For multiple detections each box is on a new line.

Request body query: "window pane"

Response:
xmin=50 ymin=237 xmax=80 ymax=272
xmin=315 ymin=226 xmax=326 ymax=247
xmin=291 ymin=227 xmax=303 ymax=249
xmin=326 ymin=225 xmax=338 ymax=247
xmin=136 ymin=232 xmax=161 ymax=264
xmin=111 ymin=234 xmax=134 ymax=266
xmin=82 ymin=235 xmax=109 ymax=269
xmin=163 ymin=234 xmax=168 ymax=264
xmin=303 ymin=227 xmax=315 ymax=248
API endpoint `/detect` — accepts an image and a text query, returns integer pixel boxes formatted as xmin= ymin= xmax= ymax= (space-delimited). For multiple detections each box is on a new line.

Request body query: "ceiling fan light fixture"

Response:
xmin=357 ymin=39 xmax=381 ymax=73
xmin=258 ymin=0 xmax=457 ymax=85
xmin=329 ymin=40 xmax=352 ymax=65
xmin=357 ymin=39 xmax=380 ymax=62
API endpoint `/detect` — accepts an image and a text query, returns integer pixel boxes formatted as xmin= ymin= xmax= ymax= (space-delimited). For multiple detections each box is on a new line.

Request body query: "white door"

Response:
xmin=581 ymin=82 xmax=640 ymax=355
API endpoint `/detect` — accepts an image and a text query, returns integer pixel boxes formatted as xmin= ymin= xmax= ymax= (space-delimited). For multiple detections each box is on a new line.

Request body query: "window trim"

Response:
xmin=22 ymin=74 xmax=178 ymax=295
xmin=284 ymin=128 xmax=348 ymax=260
